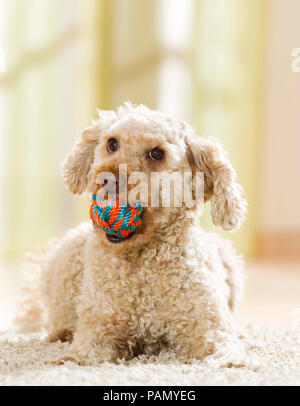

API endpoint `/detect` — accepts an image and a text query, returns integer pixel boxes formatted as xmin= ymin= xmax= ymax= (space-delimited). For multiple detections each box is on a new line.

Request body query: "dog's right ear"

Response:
xmin=62 ymin=110 xmax=117 ymax=194
xmin=61 ymin=125 xmax=100 ymax=195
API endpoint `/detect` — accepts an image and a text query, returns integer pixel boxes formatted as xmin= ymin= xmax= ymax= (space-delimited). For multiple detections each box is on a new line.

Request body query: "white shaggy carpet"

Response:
xmin=0 ymin=324 xmax=299 ymax=386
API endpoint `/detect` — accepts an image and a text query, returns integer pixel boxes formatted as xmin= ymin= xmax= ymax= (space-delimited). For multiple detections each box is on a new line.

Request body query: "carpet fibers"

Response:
xmin=0 ymin=324 xmax=299 ymax=386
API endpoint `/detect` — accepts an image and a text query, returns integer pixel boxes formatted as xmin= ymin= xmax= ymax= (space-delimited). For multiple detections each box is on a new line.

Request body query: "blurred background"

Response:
xmin=0 ymin=0 xmax=299 ymax=329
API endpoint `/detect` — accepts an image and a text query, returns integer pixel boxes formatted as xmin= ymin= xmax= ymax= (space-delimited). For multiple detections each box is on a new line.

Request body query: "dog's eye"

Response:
xmin=107 ymin=138 xmax=118 ymax=153
xmin=148 ymin=148 xmax=164 ymax=161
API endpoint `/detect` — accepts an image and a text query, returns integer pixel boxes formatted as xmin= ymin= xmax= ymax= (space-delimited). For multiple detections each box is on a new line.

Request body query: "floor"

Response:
xmin=1 ymin=324 xmax=299 ymax=385
xmin=0 ymin=259 xmax=299 ymax=386
xmin=237 ymin=260 xmax=300 ymax=328
xmin=0 ymin=259 xmax=300 ymax=331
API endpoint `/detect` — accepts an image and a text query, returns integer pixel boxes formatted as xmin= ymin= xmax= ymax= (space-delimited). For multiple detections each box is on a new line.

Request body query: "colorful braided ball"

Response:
xmin=90 ymin=194 xmax=143 ymax=239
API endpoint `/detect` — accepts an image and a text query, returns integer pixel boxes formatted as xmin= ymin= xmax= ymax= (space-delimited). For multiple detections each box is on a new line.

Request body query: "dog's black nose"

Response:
xmin=106 ymin=233 xmax=134 ymax=244
xmin=102 ymin=176 xmax=119 ymax=193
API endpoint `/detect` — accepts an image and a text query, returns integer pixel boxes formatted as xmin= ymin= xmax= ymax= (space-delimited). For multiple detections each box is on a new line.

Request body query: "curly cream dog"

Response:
xmin=21 ymin=103 xmax=247 ymax=366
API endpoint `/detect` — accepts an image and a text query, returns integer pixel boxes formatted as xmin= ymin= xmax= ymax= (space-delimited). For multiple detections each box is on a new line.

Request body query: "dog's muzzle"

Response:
xmin=90 ymin=194 xmax=143 ymax=240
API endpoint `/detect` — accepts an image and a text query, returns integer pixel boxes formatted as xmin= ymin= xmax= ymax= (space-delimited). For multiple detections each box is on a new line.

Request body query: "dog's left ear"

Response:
xmin=185 ymin=135 xmax=247 ymax=231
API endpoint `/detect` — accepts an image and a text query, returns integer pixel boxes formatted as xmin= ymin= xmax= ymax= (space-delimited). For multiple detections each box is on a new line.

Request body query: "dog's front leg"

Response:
xmin=168 ymin=303 xmax=246 ymax=368
xmin=200 ymin=324 xmax=247 ymax=369
xmin=54 ymin=288 xmax=125 ymax=366
xmin=59 ymin=323 xmax=120 ymax=366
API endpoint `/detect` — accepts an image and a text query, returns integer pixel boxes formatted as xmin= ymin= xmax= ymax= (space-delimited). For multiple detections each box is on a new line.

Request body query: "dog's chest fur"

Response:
xmin=86 ymin=229 xmax=207 ymax=344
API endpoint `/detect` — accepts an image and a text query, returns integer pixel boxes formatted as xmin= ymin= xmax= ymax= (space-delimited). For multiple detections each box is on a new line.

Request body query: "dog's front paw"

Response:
xmin=47 ymin=329 xmax=74 ymax=343
xmin=221 ymin=361 xmax=246 ymax=369
xmin=47 ymin=353 xmax=94 ymax=366
xmin=204 ymin=352 xmax=247 ymax=369
xmin=48 ymin=344 xmax=118 ymax=366
xmin=203 ymin=337 xmax=248 ymax=369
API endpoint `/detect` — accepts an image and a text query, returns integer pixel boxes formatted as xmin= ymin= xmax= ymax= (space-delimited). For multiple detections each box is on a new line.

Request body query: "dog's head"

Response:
xmin=62 ymin=103 xmax=247 ymax=249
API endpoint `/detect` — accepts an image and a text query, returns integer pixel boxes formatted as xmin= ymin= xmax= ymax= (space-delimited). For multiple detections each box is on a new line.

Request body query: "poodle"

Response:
xmin=19 ymin=103 xmax=247 ymax=366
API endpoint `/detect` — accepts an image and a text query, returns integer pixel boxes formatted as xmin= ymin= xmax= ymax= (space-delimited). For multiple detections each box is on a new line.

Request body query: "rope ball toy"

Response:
xmin=90 ymin=194 xmax=143 ymax=239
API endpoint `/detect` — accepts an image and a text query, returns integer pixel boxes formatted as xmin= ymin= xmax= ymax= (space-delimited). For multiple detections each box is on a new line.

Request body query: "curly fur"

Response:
xmin=18 ymin=103 xmax=247 ymax=366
